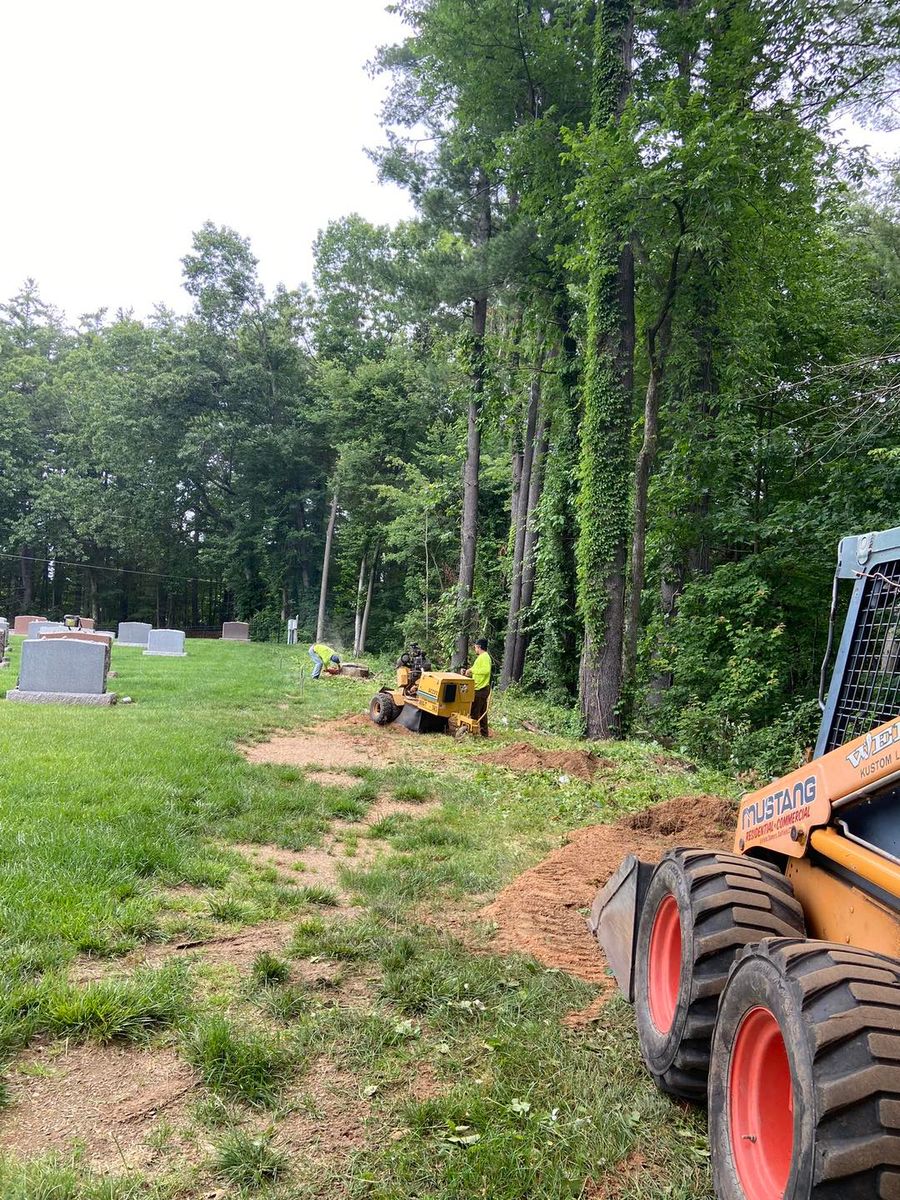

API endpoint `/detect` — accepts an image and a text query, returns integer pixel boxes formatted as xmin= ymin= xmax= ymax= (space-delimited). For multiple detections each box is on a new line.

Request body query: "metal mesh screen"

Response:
xmin=825 ymin=558 xmax=900 ymax=752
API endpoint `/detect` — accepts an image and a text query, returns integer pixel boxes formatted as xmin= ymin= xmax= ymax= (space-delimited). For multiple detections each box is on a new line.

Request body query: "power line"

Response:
xmin=0 ymin=551 xmax=221 ymax=587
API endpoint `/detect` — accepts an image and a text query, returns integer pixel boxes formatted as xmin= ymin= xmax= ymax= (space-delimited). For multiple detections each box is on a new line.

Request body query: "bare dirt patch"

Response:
xmin=585 ymin=1150 xmax=649 ymax=1199
xmin=360 ymin=796 xmax=441 ymax=825
xmin=242 ymin=716 xmax=456 ymax=772
xmin=306 ymin=770 xmax=363 ymax=788
xmin=243 ymin=731 xmax=390 ymax=770
xmin=272 ymin=1058 xmax=371 ymax=1164
xmin=481 ymin=794 xmax=734 ymax=987
xmin=479 ymin=741 xmax=614 ymax=782
xmin=0 ymin=1043 xmax=197 ymax=1174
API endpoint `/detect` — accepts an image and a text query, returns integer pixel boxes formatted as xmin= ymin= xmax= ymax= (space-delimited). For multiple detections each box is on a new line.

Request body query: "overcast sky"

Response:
xmin=0 ymin=0 xmax=414 ymax=322
xmin=2 ymin=4 xmax=896 ymax=325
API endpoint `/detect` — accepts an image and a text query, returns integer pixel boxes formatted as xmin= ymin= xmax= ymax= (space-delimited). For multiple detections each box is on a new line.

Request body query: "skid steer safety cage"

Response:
xmin=817 ymin=526 xmax=900 ymax=757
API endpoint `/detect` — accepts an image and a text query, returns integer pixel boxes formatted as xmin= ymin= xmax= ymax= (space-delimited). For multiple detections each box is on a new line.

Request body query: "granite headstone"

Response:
xmin=144 ymin=629 xmax=187 ymax=657
xmin=7 ymin=638 xmax=115 ymax=705
xmin=14 ymin=615 xmax=45 ymax=635
xmin=30 ymin=621 xmax=66 ymax=639
xmin=222 ymin=621 xmax=250 ymax=642
xmin=117 ymin=621 xmax=152 ymax=646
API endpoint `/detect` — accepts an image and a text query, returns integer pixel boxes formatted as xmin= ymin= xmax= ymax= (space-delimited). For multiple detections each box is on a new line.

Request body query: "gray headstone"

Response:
xmin=18 ymin=638 xmax=108 ymax=695
xmin=222 ymin=621 xmax=250 ymax=641
xmin=30 ymin=621 xmax=66 ymax=639
xmin=144 ymin=629 xmax=186 ymax=657
xmin=117 ymin=621 xmax=152 ymax=646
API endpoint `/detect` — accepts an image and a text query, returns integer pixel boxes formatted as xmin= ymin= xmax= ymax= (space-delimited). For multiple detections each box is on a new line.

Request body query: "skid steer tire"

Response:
xmin=369 ymin=693 xmax=399 ymax=726
xmin=633 ymin=850 xmax=805 ymax=1100
xmin=709 ymin=939 xmax=900 ymax=1200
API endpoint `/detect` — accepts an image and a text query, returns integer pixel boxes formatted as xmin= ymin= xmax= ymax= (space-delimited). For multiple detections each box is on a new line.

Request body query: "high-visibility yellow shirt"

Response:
xmin=311 ymin=643 xmax=336 ymax=661
xmin=471 ymin=651 xmax=492 ymax=690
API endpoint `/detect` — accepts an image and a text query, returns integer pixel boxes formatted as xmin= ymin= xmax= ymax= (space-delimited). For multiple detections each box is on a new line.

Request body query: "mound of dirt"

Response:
xmin=479 ymin=742 xmax=614 ymax=782
xmin=480 ymin=793 xmax=734 ymax=988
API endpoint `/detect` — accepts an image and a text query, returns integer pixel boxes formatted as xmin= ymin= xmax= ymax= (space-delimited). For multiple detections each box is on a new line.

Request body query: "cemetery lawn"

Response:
xmin=0 ymin=636 xmax=733 ymax=1199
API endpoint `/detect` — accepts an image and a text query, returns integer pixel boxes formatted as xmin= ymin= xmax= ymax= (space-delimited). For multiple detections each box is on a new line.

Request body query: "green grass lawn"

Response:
xmin=0 ymin=635 xmax=731 ymax=1199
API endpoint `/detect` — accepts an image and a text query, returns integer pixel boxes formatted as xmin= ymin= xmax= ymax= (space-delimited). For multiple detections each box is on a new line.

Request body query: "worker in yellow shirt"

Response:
xmin=466 ymin=637 xmax=492 ymax=737
xmin=309 ymin=642 xmax=341 ymax=680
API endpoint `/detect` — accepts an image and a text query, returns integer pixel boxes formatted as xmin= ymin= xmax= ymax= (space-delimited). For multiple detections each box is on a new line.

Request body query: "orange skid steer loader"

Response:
xmin=591 ymin=526 xmax=900 ymax=1200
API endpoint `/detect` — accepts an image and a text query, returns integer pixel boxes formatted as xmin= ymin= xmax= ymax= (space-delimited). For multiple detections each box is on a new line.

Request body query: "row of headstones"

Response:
xmin=4 ymin=621 xmax=191 ymax=707
xmin=12 ymin=616 xmax=250 ymax=644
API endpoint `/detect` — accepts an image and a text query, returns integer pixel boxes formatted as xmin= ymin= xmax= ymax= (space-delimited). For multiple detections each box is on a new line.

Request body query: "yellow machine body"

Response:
xmin=388 ymin=670 xmax=474 ymax=718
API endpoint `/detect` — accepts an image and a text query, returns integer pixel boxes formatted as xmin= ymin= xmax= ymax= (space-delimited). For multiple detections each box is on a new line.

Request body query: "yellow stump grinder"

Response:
xmin=592 ymin=525 xmax=900 ymax=1200
xmin=368 ymin=643 xmax=482 ymax=736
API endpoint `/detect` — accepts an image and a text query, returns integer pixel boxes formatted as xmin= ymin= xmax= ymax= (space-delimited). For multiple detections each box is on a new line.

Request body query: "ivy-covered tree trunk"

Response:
xmin=453 ymin=167 xmax=491 ymax=670
xmin=577 ymin=0 xmax=636 ymax=738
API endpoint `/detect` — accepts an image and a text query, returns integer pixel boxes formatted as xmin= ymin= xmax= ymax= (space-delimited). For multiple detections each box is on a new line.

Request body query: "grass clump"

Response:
xmin=250 ymin=952 xmax=291 ymax=988
xmin=3 ymin=963 xmax=192 ymax=1046
xmin=259 ymin=983 xmax=312 ymax=1022
xmin=393 ymin=783 xmax=431 ymax=804
xmin=212 ymin=1127 xmax=288 ymax=1190
xmin=296 ymin=884 xmax=340 ymax=907
xmin=291 ymin=914 xmax=388 ymax=962
xmin=0 ymin=1153 xmax=167 ymax=1199
xmin=184 ymin=1014 xmax=299 ymax=1108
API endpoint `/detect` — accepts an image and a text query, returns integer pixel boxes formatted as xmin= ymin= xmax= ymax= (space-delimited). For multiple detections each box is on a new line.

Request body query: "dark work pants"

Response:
xmin=471 ymin=686 xmax=491 ymax=737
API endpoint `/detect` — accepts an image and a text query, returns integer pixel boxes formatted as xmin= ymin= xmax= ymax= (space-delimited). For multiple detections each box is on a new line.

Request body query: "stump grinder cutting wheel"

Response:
xmin=591 ymin=525 xmax=900 ymax=1200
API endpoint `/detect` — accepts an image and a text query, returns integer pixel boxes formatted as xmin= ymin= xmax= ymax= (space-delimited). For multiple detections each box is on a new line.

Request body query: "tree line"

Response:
xmin=2 ymin=0 xmax=899 ymax=771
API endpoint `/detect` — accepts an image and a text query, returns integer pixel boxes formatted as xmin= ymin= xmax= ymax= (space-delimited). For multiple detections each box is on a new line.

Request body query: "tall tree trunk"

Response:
xmin=353 ymin=552 xmax=368 ymax=655
xmin=577 ymin=0 xmax=636 ymax=739
xmin=20 ymin=546 xmax=33 ymax=611
xmin=512 ymin=404 xmax=548 ymax=682
xmin=316 ymin=489 xmax=338 ymax=642
xmin=88 ymin=569 xmax=100 ymax=624
xmin=500 ymin=339 xmax=544 ymax=688
xmin=452 ymin=167 xmax=491 ymax=670
xmin=358 ymin=545 xmax=380 ymax=656
xmin=647 ymin=564 xmax=681 ymax=709
xmin=623 ymin=287 xmax=679 ymax=692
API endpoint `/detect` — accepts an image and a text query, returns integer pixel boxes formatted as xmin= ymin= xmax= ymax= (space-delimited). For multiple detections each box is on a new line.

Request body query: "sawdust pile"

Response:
xmin=481 ymin=793 xmax=735 ymax=987
xmin=479 ymin=741 xmax=614 ymax=782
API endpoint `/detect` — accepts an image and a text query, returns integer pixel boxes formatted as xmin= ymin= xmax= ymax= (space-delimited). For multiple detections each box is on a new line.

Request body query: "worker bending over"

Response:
xmin=466 ymin=637 xmax=492 ymax=737
xmin=309 ymin=642 xmax=341 ymax=679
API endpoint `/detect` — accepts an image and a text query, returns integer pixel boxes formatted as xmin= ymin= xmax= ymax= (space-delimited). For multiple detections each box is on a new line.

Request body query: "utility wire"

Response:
xmin=0 ymin=551 xmax=220 ymax=586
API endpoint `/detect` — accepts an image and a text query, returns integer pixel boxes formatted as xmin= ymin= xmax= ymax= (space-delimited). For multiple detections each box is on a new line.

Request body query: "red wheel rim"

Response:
xmin=647 ymin=894 xmax=681 ymax=1033
xmin=729 ymin=1006 xmax=794 ymax=1200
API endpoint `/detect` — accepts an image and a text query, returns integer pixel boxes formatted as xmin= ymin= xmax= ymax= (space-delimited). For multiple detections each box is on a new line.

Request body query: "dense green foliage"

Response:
xmin=3 ymin=2 xmax=899 ymax=769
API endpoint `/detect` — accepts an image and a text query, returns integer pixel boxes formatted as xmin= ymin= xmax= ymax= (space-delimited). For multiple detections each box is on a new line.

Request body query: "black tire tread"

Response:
xmin=642 ymin=849 xmax=806 ymax=1099
xmin=733 ymin=938 xmax=900 ymax=1197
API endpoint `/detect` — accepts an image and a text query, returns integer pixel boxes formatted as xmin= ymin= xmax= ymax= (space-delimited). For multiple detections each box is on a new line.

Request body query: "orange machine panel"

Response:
xmin=735 ymin=714 xmax=900 ymax=858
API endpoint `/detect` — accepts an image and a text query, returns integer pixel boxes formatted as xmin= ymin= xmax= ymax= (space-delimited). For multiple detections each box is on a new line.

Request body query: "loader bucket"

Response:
xmin=587 ymin=854 xmax=655 ymax=1003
